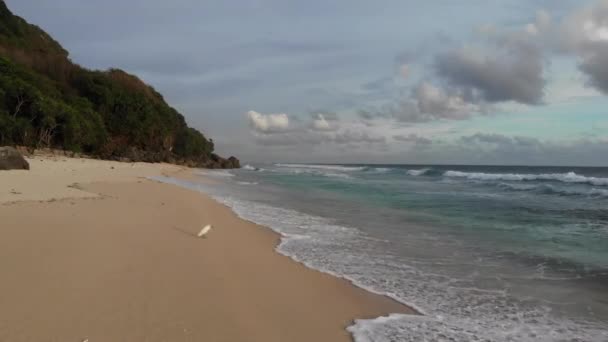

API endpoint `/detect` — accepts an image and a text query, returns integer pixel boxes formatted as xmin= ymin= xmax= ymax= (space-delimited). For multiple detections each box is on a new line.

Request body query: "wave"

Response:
xmin=372 ymin=167 xmax=391 ymax=173
xmin=497 ymin=182 xmax=538 ymax=191
xmin=280 ymin=168 xmax=353 ymax=179
xmin=406 ymin=168 xmax=444 ymax=177
xmin=196 ymin=169 xmax=234 ymax=177
xmin=498 ymin=182 xmax=608 ymax=198
xmin=275 ymin=163 xmax=366 ymax=172
xmin=242 ymin=164 xmax=265 ymax=172
xmin=407 ymin=168 xmax=430 ymax=176
xmin=237 ymin=181 xmax=258 ymax=185
xmin=445 ymin=171 xmax=608 ymax=187
xmin=320 ymin=172 xmax=352 ymax=179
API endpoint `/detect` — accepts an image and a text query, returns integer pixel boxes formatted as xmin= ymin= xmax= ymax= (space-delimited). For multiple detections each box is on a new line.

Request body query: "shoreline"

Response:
xmin=164 ymin=170 xmax=425 ymax=316
xmin=0 ymin=156 xmax=415 ymax=341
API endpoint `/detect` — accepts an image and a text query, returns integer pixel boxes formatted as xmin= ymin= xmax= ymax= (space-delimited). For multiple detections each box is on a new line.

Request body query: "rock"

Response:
xmin=227 ymin=156 xmax=240 ymax=169
xmin=0 ymin=147 xmax=30 ymax=170
xmin=201 ymin=153 xmax=240 ymax=169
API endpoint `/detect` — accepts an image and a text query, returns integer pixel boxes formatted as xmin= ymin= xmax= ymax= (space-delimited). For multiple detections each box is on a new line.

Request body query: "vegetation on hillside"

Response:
xmin=0 ymin=1 xmax=238 ymax=168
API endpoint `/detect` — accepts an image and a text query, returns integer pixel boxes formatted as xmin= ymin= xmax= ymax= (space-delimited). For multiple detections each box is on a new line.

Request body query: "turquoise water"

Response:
xmin=157 ymin=164 xmax=608 ymax=341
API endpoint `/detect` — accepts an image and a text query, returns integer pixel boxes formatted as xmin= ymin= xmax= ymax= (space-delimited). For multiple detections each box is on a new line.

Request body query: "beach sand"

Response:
xmin=0 ymin=156 xmax=414 ymax=342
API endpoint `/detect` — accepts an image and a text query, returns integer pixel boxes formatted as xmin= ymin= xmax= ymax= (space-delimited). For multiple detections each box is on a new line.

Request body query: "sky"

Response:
xmin=7 ymin=0 xmax=608 ymax=165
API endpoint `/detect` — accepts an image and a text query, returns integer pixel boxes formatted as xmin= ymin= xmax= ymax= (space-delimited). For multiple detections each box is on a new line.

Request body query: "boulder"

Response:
xmin=0 ymin=147 xmax=30 ymax=170
xmin=227 ymin=156 xmax=240 ymax=169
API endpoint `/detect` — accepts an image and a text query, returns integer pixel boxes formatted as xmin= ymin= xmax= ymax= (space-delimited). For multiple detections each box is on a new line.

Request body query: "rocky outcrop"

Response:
xmin=195 ymin=153 xmax=240 ymax=169
xmin=6 ymin=146 xmax=241 ymax=170
xmin=102 ymin=148 xmax=240 ymax=169
xmin=226 ymin=156 xmax=240 ymax=169
xmin=0 ymin=146 xmax=29 ymax=170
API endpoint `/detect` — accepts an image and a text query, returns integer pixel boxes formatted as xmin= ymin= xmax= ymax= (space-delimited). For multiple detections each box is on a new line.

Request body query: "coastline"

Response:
xmin=0 ymin=156 xmax=414 ymax=341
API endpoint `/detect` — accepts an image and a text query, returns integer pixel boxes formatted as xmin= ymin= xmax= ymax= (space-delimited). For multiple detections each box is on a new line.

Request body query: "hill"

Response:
xmin=0 ymin=1 xmax=239 ymax=168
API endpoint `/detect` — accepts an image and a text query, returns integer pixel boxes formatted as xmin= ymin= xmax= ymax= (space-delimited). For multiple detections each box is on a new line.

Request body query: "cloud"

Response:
xmin=435 ymin=42 xmax=545 ymax=105
xmin=332 ymin=130 xmax=386 ymax=144
xmin=249 ymin=112 xmax=385 ymax=147
xmin=460 ymin=133 xmax=543 ymax=148
xmin=468 ymin=2 xmax=608 ymax=98
xmin=400 ymin=133 xmax=608 ymax=166
xmin=446 ymin=133 xmax=608 ymax=165
xmin=559 ymin=1 xmax=608 ymax=94
xmin=413 ymin=82 xmax=479 ymax=119
xmin=247 ymin=108 xmax=384 ymax=148
xmin=361 ymin=10 xmax=553 ymax=125
xmin=393 ymin=134 xmax=433 ymax=145
xmin=361 ymin=82 xmax=481 ymax=123
xmin=246 ymin=110 xmax=290 ymax=134
xmin=525 ymin=10 xmax=552 ymax=36
xmin=578 ymin=46 xmax=608 ymax=93
xmin=310 ymin=113 xmax=338 ymax=131
xmin=253 ymin=129 xmax=386 ymax=147
xmin=357 ymin=109 xmax=387 ymax=120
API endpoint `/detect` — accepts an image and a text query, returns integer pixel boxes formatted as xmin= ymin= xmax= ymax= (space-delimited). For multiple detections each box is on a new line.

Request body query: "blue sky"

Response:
xmin=7 ymin=0 xmax=608 ymax=165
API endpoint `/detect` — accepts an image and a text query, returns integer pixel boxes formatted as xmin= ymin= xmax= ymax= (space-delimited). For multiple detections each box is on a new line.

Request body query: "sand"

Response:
xmin=0 ymin=157 xmax=414 ymax=342
xmin=0 ymin=155 xmax=183 ymax=203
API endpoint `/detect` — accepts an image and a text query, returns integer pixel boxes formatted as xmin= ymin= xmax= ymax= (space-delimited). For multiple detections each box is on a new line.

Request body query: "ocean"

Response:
xmin=156 ymin=163 xmax=608 ymax=342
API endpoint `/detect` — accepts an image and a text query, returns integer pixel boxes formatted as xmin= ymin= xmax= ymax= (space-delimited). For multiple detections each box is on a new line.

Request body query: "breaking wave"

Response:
xmin=275 ymin=163 xmax=366 ymax=172
xmin=444 ymin=171 xmax=608 ymax=187
xmin=406 ymin=168 xmax=444 ymax=177
xmin=242 ymin=164 xmax=265 ymax=172
xmin=498 ymin=182 xmax=608 ymax=198
xmin=407 ymin=168 xmax=431 ymax=176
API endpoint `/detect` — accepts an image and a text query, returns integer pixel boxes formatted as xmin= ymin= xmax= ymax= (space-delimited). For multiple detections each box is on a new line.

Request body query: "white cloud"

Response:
xmin=311 ymin=113 xmax=336 ymax=131
xmin=415 ymin=82 xmax=477 ymax=119
xmin=247 ymin=110 xmax=290 ymax=134
xmin=382 ymin=82 xmax=480 ymax=123
xmin=584 ymin=20 xmax=608 ymax=42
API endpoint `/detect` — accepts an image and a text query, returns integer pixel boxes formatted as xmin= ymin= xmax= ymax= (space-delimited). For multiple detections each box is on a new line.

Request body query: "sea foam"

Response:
xmin=275 ymin=163 xmax=366 ymax=172
xmin=444 ymin=170 xmax=608 ymax=186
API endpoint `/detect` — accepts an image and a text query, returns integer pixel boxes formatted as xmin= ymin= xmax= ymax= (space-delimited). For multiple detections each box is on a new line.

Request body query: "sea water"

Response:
xmin=155 ymin=164 xmax=608 ymax=341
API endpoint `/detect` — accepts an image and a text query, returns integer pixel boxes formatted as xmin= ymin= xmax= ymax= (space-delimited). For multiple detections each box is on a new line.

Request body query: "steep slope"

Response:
xmin=0 ymin=0 xmax=238 ymax=168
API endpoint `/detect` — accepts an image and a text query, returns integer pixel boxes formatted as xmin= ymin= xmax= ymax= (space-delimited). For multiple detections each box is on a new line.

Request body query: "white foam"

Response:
xmin=275 ymin=163 xmax=366 ymax=172
xmin=445 ymin=170 xmax=608 ymax=186
xmin=499 ymin=182 xmax=608 ymax=198
xmin=196 ymin=169 xmax=234 ymax=178
xmin=347 ymin=314 xmax=411 ymax=342
xmin=279 ymin=167 xmax=353 ymax=179
xmin=237 ymin=181 xmax=258 ymax=185
xmin=407 ymin=168 xmax=430 ymax=176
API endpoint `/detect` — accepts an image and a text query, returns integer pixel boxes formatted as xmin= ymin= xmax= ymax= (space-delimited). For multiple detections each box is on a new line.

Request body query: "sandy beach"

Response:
xmin=0 ymin=156 xmax=413 ymax=342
